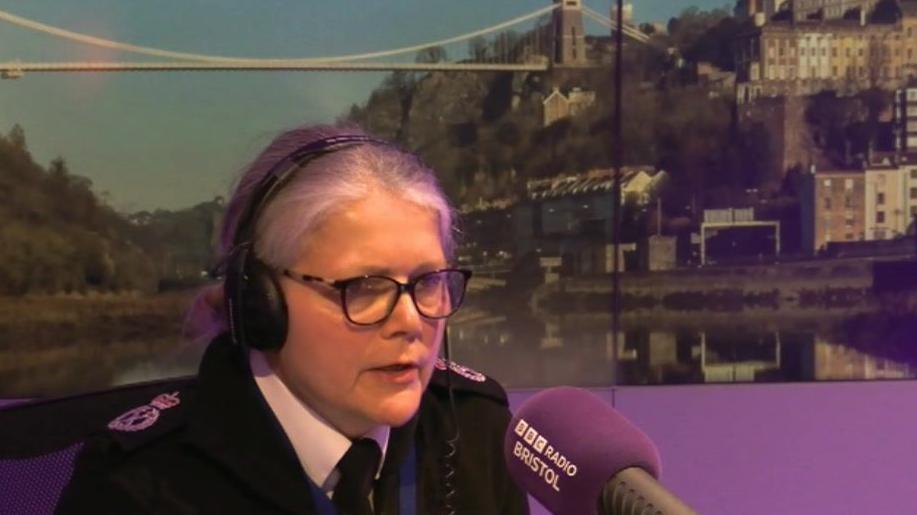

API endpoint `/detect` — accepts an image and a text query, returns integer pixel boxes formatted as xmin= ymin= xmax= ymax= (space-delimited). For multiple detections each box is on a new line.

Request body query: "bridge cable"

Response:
xmin=581 ymin=6 xmax=650 ymax=43
xmin=0 ymin=4 xmax=560 ymax=64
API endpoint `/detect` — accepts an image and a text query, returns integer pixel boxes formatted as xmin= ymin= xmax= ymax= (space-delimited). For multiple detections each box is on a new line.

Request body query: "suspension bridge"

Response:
xmin=0 ymin=1 xmax=650 ymax=78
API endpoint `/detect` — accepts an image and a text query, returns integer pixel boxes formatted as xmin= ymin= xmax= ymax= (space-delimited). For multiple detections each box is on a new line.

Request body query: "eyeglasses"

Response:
xmin=282 ymin=268 xmax=472 ymax=326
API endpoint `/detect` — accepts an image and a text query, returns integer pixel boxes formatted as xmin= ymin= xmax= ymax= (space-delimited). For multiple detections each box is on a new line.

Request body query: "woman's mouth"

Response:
xmin=371 ymin=363 xmax=420 ymax=384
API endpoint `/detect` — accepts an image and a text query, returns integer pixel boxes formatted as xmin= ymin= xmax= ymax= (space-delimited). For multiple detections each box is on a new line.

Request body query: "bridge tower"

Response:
xmin=552 ymin=0 xmax=587 ymax=66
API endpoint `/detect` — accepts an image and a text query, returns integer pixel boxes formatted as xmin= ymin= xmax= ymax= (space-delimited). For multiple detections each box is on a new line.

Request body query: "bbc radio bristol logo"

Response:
xmin=511 ymin=418 xmax=578 ymax=492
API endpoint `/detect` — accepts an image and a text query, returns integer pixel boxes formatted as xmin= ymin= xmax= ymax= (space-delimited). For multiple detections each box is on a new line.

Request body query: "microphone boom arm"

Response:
xmin=601 ymin=467 xmax=699 ymax=515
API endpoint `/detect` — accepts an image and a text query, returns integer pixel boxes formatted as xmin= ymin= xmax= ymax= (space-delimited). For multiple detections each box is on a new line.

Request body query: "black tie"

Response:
xmin=333 ymin=438 xmax=382 ymax=515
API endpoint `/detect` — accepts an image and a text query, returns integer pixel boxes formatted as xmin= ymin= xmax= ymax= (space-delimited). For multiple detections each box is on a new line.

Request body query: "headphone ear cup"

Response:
xmin=223 ymin=245 xmax=250 ymax=347
xmin=241 ymin=257 xmax=289 ymax=350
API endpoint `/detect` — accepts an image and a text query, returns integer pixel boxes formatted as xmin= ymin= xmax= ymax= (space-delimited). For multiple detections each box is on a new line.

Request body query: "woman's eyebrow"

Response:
xmin=348 ymin=265 xmax=391 ymax=276
xmin=350 ymin=262 xmax=445 ymax=278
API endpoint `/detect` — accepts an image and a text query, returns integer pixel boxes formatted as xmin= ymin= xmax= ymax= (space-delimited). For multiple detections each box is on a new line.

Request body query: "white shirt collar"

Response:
xmin=248 ymin=349 xmax=390 ymax=495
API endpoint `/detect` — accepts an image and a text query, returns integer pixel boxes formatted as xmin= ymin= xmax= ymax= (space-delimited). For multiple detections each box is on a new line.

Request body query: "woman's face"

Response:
xmin=267 ymin=191 xmax=448 ymax=437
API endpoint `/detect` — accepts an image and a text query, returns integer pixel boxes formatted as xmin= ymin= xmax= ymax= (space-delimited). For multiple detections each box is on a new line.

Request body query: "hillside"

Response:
xmin=0 ymin=125 xmax=221 ymax=296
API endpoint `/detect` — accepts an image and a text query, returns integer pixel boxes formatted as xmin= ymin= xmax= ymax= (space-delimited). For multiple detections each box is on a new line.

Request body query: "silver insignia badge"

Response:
xmin=108 ymin=391 xmax=181 ymax=432
xmin=435 ymin=358 xmax=487 ymax=383
xmin=149 ymin=392 xmax=180 ymax=410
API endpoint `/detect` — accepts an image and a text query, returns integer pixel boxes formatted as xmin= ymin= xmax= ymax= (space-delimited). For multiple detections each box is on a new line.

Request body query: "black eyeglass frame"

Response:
xmin=281 ymin=268 xmax=473 ymax=326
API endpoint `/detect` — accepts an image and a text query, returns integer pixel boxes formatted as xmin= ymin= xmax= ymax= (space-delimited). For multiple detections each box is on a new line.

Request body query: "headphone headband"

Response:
xmin=232 ymin=133 xmax=390 ymax=249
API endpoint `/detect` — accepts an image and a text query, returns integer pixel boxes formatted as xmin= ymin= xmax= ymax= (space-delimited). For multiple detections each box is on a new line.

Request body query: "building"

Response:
xmin=894 ymin=86 xmax=917 ymax=151
xmin=736 ymin=0 xmax=886 ymax=24
xmin=814 ymin=337 xmax=911 ymax=380
xmin=869 ymin=152 xmax=917 ymax=229
xmin=646 ymin=235 xmax=677 ymax=271
xmin=700 ymin=208 xmax=781 ymax=264
xmin=735 ymin=0 xmax=790 ymax=22
xmin=864 ymin=154 xmax=911 ymax=239
xmin=801 ymin=149 xmax=917 ymax=254
xmin=792 ymin=0 xmax=880 ymax=21
xmin=526 ymin=167 xmax=667 ymax=206
xmin=801 ymin=168 xmax=866 ymax=253
xmin=459 ymin=167 xmax=667 ymax=271
xmin=542 ymin=87 xmax=596 ymax=126
xmin=798 ymin=115 xmax=917 ymax=254
xmin=735 ymin=9 xmax=917 ymax=102
xmin=908 ymin=158 xmax=917 ymax=225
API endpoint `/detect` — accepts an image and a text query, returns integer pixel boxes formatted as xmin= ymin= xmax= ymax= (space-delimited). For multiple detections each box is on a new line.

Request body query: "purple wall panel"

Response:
xmin=509 ymin=381 xmax=917 ymax=515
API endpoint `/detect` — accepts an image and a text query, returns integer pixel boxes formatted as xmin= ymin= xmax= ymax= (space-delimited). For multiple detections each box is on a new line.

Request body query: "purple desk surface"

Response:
xmin=508 ymin=380 xmax=917 ymax=515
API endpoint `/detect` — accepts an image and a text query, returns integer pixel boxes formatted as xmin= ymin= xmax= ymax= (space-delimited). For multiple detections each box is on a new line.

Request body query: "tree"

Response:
xmin=870 ymin=0 xmax=902 ymax=24
xmin=415 ymin=46 xmax=447 ymax=64
xmin=684 ymin=16 xmax=742 ymax=71
xmin=7 ymin=124 xmax=26 ymax=151
xmin=859 ymin=87 xmax=893 ymax=158
xmin=805 ymin=92 xmax=869 ymax=165
xmin=468 ymin=36 xmax=488 ymax=61
xmin=378 ymin=71 xmax=418 ymax=143
xmin=493 ymin=31 xmax=520 ymax=62
xmin=0 ymin=124 xmax=171 ymax=295
xmin=666 ymin=6 xmax=732 ymax=57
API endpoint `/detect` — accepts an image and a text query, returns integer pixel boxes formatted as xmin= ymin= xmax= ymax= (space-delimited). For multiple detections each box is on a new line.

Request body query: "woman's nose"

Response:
xmin=381 ymin=290 xmax=424 ymax=339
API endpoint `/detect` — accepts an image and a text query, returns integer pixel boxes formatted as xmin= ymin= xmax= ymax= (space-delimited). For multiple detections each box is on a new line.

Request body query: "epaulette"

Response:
xmin=104 ymin=381 xmax=195 ymax=451
xmin=428 ymin=358 xmax=509 ymax=406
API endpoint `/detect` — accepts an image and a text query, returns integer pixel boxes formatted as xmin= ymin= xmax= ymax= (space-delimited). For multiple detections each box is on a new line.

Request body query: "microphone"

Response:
xmin=504 ymin=387 xmax=698 ymax=515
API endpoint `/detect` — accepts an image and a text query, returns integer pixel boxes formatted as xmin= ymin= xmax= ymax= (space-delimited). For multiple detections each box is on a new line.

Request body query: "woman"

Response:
xmin=56 ymin=125 xmax=529 ymax=514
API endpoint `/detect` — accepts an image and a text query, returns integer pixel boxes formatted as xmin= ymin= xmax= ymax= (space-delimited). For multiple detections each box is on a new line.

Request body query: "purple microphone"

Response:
xmin=504 ymin=387 xmax=697 ymax=515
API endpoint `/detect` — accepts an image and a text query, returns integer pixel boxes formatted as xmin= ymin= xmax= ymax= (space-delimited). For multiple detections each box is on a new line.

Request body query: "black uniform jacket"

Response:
xmin=55 ymin=335 xmax=529 ymax=515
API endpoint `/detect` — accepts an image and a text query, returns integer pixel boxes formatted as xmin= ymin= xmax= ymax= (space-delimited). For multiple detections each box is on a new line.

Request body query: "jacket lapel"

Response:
xmin=183 ymin=336 xmax=317 ymax=514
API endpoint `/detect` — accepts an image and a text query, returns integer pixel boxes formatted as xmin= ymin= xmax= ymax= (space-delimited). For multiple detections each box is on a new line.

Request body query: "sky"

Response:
xmin=0 ymin=0 xmax=728 ymax=212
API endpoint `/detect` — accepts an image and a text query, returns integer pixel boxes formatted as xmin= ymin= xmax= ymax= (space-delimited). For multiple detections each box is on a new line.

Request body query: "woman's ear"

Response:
xmin=182 ymin=282 xmax=227 ymax=342
xmin=204 ymin=282 xmax=225 ymax=311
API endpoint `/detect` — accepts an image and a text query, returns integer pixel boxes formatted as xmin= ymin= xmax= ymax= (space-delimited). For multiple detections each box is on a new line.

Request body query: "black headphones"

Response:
xmin=223 ymin=134 xmax=389 ymax=350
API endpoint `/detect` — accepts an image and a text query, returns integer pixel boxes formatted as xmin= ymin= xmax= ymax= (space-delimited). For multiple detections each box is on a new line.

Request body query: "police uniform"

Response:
xmin=55 ymin=334 xmax=529 ymax=515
